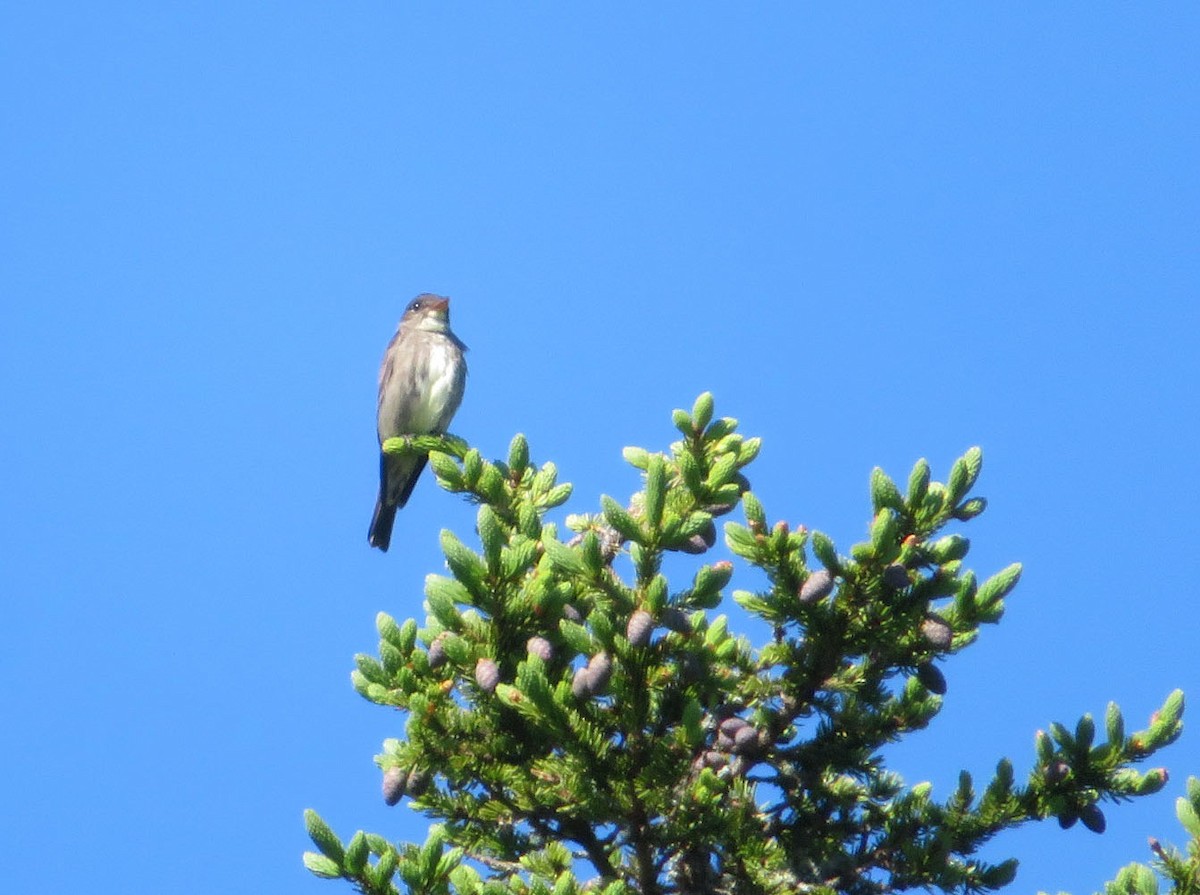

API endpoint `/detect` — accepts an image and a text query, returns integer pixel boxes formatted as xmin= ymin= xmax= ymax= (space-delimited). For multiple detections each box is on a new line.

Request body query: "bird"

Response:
xmin=368 ymin=294 xmax=468 ymax=551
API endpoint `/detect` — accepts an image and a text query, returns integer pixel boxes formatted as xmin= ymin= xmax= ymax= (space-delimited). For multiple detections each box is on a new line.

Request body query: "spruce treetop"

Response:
xmin=306 ymin=395 xmax=1191 ymax=895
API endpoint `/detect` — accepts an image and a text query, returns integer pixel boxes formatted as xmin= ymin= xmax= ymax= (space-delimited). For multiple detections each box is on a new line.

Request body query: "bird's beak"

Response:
xmin=428 ymin=297 xmax=450 ymax=313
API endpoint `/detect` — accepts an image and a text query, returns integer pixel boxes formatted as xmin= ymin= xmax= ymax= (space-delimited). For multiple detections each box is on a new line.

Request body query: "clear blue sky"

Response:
xmin=3 ymin=5 xmax=1197 ymax=893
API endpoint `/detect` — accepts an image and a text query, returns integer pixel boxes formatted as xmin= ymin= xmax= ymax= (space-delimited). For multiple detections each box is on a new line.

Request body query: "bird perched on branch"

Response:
xmin=368 ymin=294 xmax=467 ymax=551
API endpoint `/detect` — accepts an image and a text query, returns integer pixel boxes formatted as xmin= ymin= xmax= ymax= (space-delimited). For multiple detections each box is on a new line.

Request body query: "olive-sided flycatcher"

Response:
xmin=368 ymin=294 xmax=468 ymax=551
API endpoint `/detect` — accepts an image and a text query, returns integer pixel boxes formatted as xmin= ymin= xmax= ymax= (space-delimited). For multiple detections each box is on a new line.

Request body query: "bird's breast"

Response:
xmin=417 ymin=342 xmax=464 ymax=430
xmin=378 ymin=335 xmax=466 ymax=439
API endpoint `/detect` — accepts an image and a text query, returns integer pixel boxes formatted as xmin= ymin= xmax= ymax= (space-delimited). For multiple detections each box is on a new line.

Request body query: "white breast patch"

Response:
xmin=411 ymin=341 xmax=463 ymax=432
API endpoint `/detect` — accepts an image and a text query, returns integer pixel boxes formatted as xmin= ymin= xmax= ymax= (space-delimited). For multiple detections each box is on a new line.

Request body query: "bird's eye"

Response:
xmin=407 ymin=299 xmax=422 ymax=313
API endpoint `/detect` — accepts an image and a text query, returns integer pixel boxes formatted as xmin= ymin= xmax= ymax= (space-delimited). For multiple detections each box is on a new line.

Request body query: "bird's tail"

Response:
xmin=368 ymin=497 xmax=397 ymax=552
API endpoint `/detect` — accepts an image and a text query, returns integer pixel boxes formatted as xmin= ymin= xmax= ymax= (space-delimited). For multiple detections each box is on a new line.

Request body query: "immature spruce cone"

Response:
xmin=1044 ymin=760 xmax=1070 ymax=785
xmin=661 ymin=607 xmax=692 ymax=634
xmin=626 ymin=610 xmax=654 ymax=648
xmin=717 ymin=716 xmax=749 ymax=752
xmin=731 ymin=724 xmax=760 ymax=755
xmin=405 ymin=769 xmax=430 ymax=797
xmin=586 ymin=651 xmax=613 ymax=692
xmin=916 ymin=663 xmax=947 ymax=695
xmin=920 ymin=615 xmax=953 ymax=650
xmin=382 ymin=767 xmax=406 ymax=806
xmin=799 ymin=569 xmax=834 ymax=604
xmin=718 ymin=716 xmax=749 ymax=737
xmin=427 ymin=634 xmax=448 ymax=669
xmin=692 ymin=750 xmax=727 ymax=771
xmin=526 ymin=636 xmax=553 ymax=661
xmin=572 ymin=652 xmax=613 ymax=698
xmin=571 ymin=666 xmax=593 ymax=699
xmin=474 ymin=658 xmax=500 ymax=693
xmin=882 ymin=563 xmax=910 ymax=589
xmin=1080 ymin=804 xmax=1107 ymax=834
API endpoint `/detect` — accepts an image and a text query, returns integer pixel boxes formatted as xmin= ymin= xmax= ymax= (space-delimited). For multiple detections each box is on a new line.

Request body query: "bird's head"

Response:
xmin=400 ymin=294 xmax=453 ymax=334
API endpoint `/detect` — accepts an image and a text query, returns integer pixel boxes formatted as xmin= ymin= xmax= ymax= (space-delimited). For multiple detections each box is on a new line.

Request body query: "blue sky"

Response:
xmin=3 ymin=4 xmax=1198 ymax=893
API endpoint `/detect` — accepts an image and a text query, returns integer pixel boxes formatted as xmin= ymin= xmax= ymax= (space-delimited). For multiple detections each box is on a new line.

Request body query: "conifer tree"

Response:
xmin=305 ymin=394 xmax=1195 ymax=894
